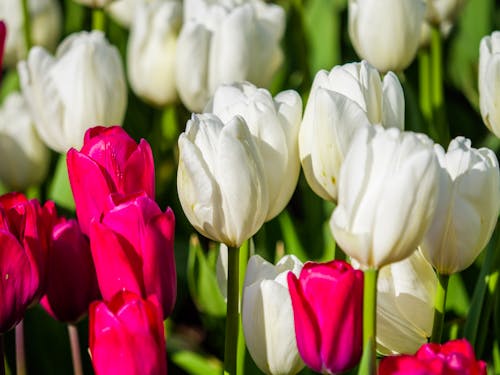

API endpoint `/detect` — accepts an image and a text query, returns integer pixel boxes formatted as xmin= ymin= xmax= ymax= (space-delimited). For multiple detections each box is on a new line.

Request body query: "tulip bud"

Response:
xmin=89 ymin=291 xmax=167 ymax=375
xmin=420 ymin=137 xmax=500 ymax=274
xmin=18 ymin=30 xmax=127 ymax=153
xmin=0 ymin=21 xmax=6 ymax=69
xmin=177 ymin=114 xmax=269 ymax=247
xmin=426 ymin=0 xmax=466 ymax=27
xmin=287 ymin=260 xmax=363 ymax=374
xmin=206 ymin=82 xmax=302 ymax=220
xmin=90 ymin=192 xmax=176 ymax=318
xmin=175 ymin=0 xmax=285 ymax=112
xmin=67 ymin=126 xmax=155 ymax=235
xmin=40 ymin=218 xmax=100 ymax=323
xmin=379 ymin=339 xmax=487 ymax=375
xmin=479 ymin=31 xmax=500 ymax=138
xmin=330 ymin=126 xmax=439 ymax=269
xmin=300 ymin=60 xmax=404 ymax=201
xmin=0 ymin=92 xmax=50 ymax=191
xmin=127 ymin=0 xmax=181 ymax=107
xmin=0 ymin=0 xmax=61 ymax=68
xmin=242 ymin=255 xmax=304 ymax=375
xmin=375 ymin=250 xmax=436 ymax=354
xmin=348 ymin=0 xmax=426 ymax=72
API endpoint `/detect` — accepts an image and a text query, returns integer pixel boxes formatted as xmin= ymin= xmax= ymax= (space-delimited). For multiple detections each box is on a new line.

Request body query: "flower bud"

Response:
xmin=479 ymin=31 xmax=500 ymax=138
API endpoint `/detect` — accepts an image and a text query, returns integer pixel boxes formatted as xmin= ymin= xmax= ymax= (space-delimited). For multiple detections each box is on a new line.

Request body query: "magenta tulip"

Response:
xmin=287 ymin=260 xmax=363 ymax=374
xmin=90 ymin=192 xmax=176 ymax=318
xmin=0 ymin=21 xmax=6 ymax=71
xmin=89 ymin=291 xmax=167 ymax=375
xmin=379 ymin=339 xmax=487 ymax=375
xmin=40 ymin=218 xmax=100 ymax=323
xmin=67 ymin=125 xmax=155 ymax=235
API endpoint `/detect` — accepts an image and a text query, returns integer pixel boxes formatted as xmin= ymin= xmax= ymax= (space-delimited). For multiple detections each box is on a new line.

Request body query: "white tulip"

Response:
xmin=420 ymin=137 xmax=500 ymax=274
xmin=479 ymin=31 xmax=500 ymax=138
xmin=127 ymin=0 xmax=181 ymax=106
xmin=72 ymin=0 xmax=114 ymax=8
xmin=242 ymin=255 xmax=304 ymax=375
xmin=330 ymin=125 xmax=439 ymax=269
xmin=0 ymin=92 xmax=50 ymax=190
xmin=299 ymin=60 xmax=404 ymax=201
xmin=425 ymin=0 xmax=466 ymax=26
xmin=177 ymin=114 xmax=269 ymax=247
xmin=376 ymin=250 xmax=437 ymax=354
xmin=18 ymin=31 xmax=127 ymax=153
xmin=348 ymin=0 xmax=426 ymax=72
xmin=0 ymin=0 xmax=61 ymax=68
xmin=175 ymin=0 xmax=285 ymax=112
xmin=206 ymin=82 xmax=302 ymax=220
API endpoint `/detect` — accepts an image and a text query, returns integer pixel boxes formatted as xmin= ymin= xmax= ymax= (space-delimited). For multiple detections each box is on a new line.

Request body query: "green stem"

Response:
xmin=68 ymin=325 xmax=83 ymax=375
xmin=430 ymin=25 xmax=449 ymax=145
xmin=362 ymin=268 xmax=378 ymax=375
xmin=91 ymin=7 xmax=106 ymax=32
xmin=430 ymin=273 xmax=450 ymax=343
xmin=20 ymin=0 xmax=31 ymax=54
xmin=418 ymin=48 xmax=433 ymax=129
xmin=224 ymin=246 xmax=240 ymax=375
xmin=15 ymin=321 xmax=26 ymax=375
xmin=0 ymin=335 xmax=5 ymax=375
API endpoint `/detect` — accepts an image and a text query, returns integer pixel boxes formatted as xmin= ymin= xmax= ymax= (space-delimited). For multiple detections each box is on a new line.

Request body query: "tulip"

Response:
xmin=330 ymin=125 xmax=439 ymax=269
xmin=375 ymin=250 xmax=437 ymax=354
xmin=420 ymin=137 xmax=500 ymax=274
xmin=90 ymin=192 xmax=176 ymax=318
xmin=175 ymin=0 xmax=285 ymax=112
xmin=177 ymin=113 xmax=269 ymax=247
xmin=426 ymin=0 xmax=466 ymax=27
xmin=89 ymin=291 xmax=167 ymax=375
xmin=18 ymin=30 xmax=127 ymax=153
xmin=106 ymin=0 xmax=138 ymax=28
xmin=242 ymin=255 xmax=304 ymax=375
xmin=127 ymin=0 xmax=181 ymax=107
xmin=287 ymin=260 xmax=363 ymax=374
xmin=379 ymin=339 xmax=487 ymax=375
xmin=40 ymin=218 xmax=100 ymax=323
xmin=73 ymin=0 xmax=115 ymax=8
xmin=479 ymin=31 xmax=500 ymax=138
xmin=348 ymin=0 xmax=426 ymax=72
xmin=299 ymin=60 xmax=404 ymax=201
xmin=0 ymin=92 xmax=50 ymax=191
xmin=206 ymin=82 xmax=302 ymax=220
xmin=0 ymin=0 xmax=61 ymax=68
xmin=0 ymin=20 xmax=6 ymax=69
xmin=67 ymin=126 xmax=155 ymax=235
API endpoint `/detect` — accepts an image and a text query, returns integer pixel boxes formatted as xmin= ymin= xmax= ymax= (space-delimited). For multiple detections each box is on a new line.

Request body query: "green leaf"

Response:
xmin=187 ymin=235 xmax=227 ymax=317
xmin=277 ymin=210 xmax=308 ymax=262
xmin=0 ymin=70 xmax=20 ymax=105
xmin=446 ymin=273 xmax=470 ymax=317
xmin=47 ymin=154 xmax=75 ymax=211
xmin=170 ymin=350 xmax=222 ymax=375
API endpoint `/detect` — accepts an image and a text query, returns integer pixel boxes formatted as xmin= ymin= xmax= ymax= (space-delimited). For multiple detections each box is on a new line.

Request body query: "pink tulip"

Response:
xmin=41 ymin=218 xmax=100 ymax=323
xmin=89 ymin=291 xmax=167 ymax=375
xmin=287 ymin=260 xmax=363 ymax=374
xmin=379 ymin=339 xmax=487 ymax=375
xmin=90 ymin=192 xmax=176 ymax=318
xmin=0 ymin=21 xmax=6 ymax=71
xmin=67 ymin=126 xmax=155 ymax=235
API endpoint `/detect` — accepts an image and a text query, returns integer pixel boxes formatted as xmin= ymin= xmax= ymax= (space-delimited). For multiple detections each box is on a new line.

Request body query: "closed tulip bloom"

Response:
xmin=127 ymin=0 xmax=181 ymax=107
xmin=177 ymin=114 xmax=269 ymax=247
xmin=348 ymin=0 xmax=426 ymax=73
xmin=330 ymin=126 xmax=439 ymax=269
xmin=420 ymin=137 xmax=500 ymax=274
xmin=175 ymin=0 xmax=285 ymax=112
xmin=376 ymin=250 xmax=437 ymax=354
xmin=379 ymin=339 xmax=487 ymax=375
xmin=90 ymin=192 xmax=176 ymax=318
xmin=287 ymin=260 xmax=363 ymax=374
xmin=89 ymin=291 xmax=167 ymax=375
xmin=206 ymin=82 xmax=302 ymax=220
xmin=0 ymin=0 xmax=61 ymax=68
xmin=0 ymin=21 xmax=5 ymax=69
xmin=41 ymin=218 xmax=100 ymax=323
xmin=426 ymin=0 xmax=466 ymax=26
xmin=300 ymin=60 xmax=404 ymax=201
xmin=18 ymin=30 xmax=127 ymax=153
xmin=242 ymin=255 xmax=304 ymax=375
xmin=479 ymin=31 xmax=500 ymax=138
xmin=0 ymin=92 xmax=50 ymax=190
xmin=67 ymin=126 xmax=155 ymax=235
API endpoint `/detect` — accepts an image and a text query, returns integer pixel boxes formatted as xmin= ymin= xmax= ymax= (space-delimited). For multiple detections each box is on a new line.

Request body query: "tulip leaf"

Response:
xmin=47 ymin=154 xmax=75 ymax=211
xmin=187 ymin=235 xmax=227 ymax=317
xmin=0 ymin=70 xmax=20 ymax=105
xmin=170 ymin=350 xmax=222 ymax=375
xmin=446 ymin=273 xmax=470 ymax=317
xmin=278 ymin=210 xmax=308 ymax=262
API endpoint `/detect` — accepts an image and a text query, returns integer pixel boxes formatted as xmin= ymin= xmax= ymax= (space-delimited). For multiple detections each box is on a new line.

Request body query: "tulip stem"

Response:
xmin=20 ymin=0 xmax=32 ymax=53
xmin=418 ymin=48 xmax=433 ymax=131
xmin=0 ymin=335 xmax=5 ymax=375
xmin=68 ymin=325 xmax=83 ymax=375
xmin=92 ymin=8 xmax=106 ymax=32
xmin=15 ymin=321 xmax=26 ymax=375
xmin=430 ymin=25 xmax=449 ymax=146
xmin=224 ymin=245 xmax=240 ymax=375
xmin=430 ymin=273 xmax=449 ymax=343
xmin=362 ymin=268 xmax=378 ymax=375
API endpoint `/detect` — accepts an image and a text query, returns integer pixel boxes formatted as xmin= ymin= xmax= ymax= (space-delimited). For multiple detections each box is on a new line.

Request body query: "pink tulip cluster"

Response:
xmin=67 ymin=126 xmax=176 ymax=374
